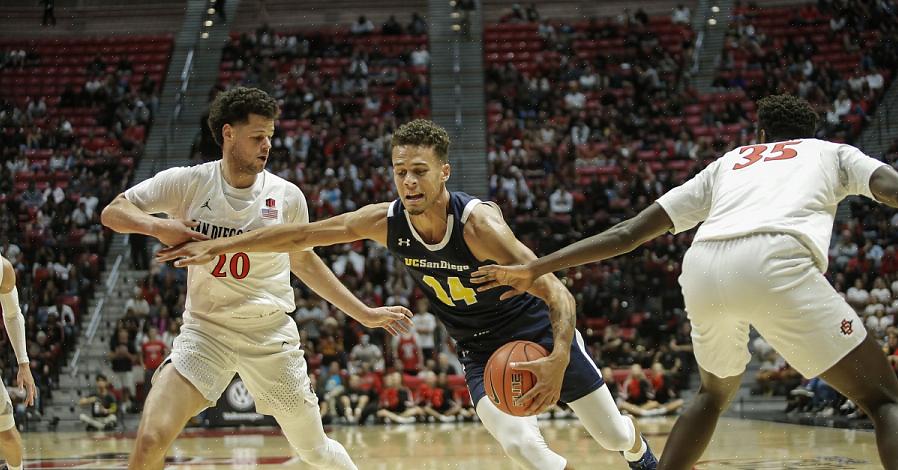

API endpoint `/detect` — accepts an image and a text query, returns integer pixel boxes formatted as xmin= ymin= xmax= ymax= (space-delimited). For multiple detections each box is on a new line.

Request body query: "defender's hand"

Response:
xmin=470 ymin=264 xmax=536 ymax=300
xmin=511 ymin=353 xmax=568 ymax=415
xmin=153 ymin=219 xmax=210 ymax=247
xmin=17 ymin=364 xmax=35 ymax=407
xmin=359 ymin=306 xmax=414 ymax=336
xmin=156 ymin=240 xmax=220 ymax=267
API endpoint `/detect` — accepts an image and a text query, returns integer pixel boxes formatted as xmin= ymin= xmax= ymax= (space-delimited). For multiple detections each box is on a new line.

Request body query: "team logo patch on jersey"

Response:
xmin=261 ymin=198 xmax=278 ymax=219
xmin=840 ymin=319 xmax=854 ymax=336
xmin=398 ymin=238 xmax=411 ymax=247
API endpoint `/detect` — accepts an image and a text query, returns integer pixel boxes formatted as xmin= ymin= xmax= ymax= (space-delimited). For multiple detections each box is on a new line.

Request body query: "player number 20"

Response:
xmin=422 ymin=276 xmax=478 ymax=307
xmin=211 ymin=252 xmax=250 ymax=279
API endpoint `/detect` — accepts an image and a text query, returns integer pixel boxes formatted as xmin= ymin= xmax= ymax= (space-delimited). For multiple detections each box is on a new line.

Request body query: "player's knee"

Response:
xmin=499 ymin=437 xmax=528 ymax=462
xmin=133 ymin=427 xmax=169 ymax=457
xmin=498 ymin=428 xmax=541 ymax=463
xmin=594 ymin=424 xmax=634 ymax=451
xmin=695 ymin=386 xmax=735 ymax=414
xmin=864 ymin=399 xmax=898 ymax=424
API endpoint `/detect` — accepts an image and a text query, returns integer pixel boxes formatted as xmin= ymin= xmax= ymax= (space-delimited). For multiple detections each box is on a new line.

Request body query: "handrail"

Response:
xmin=69 ymin=253 xmax=122 ymax=378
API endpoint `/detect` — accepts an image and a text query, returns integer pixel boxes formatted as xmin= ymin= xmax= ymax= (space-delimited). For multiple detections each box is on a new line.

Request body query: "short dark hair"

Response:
xmin=207 ymin=87 xmax=279 ymax=146
xmin=757 ymin=94 xmax=818 ymax=141
xmin=391 ymin=119 xmax=451 ymax=162
xmin=96 ymin=374 xmax=107 ymax=382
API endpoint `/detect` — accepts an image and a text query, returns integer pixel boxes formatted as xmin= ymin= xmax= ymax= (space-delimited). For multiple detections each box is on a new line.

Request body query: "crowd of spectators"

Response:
xmin=714 ymin=0 xmax=898 ymax=144
xmin=0 ymin=35 xmax=168 ymax=429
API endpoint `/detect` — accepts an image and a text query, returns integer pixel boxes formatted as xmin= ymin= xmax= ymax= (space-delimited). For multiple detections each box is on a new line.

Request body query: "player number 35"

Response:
xmin=423 ymin=275 xmax=478 ymax=307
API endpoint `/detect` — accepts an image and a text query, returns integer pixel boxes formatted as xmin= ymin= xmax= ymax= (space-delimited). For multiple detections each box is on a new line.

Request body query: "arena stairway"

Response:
xmin=45 ymin=244 xmax=146 ymax=432
xmin=693 ymin=0 xmax=735 ymax=93
xmin=143 ymin=0 xmax=241 ymax=174
xmin=857 ymin=72 xmax=898 ymax=159
xmin=428 ymin=0 xmax=489 ymax=196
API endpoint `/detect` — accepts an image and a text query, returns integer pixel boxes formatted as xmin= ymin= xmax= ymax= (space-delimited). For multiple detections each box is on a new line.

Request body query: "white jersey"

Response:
xmin=125 ymin=161 xmax=308 ymax=320
xmin=656 ymin=138 xmax=886 ymax=271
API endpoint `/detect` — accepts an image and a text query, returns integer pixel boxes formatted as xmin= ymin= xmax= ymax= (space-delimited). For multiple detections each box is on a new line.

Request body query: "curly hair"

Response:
xmin=757 ymin=94 xmax=818 ymax=141
xmin=207 ymin=87 xmax=279 ymax=146
xmin=391 ymin=119 xmax=451 ymax=162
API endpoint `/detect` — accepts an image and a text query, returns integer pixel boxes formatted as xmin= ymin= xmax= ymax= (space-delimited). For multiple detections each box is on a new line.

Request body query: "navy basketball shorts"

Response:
xmin=460 ymin=330 xmax=604 ymax=407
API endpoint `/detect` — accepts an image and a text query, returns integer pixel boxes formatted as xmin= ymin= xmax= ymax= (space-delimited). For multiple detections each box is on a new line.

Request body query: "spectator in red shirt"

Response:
xmin=139 ymin=327 xmax=167 ymax=398
xmin=418 ymin=371 xmax=466 ymax=423
xmin=376 ymin=371 xmax=422 ymax=424
xmin=357 ymin=363 xmax=384 ymax=394
xmin=393 ymin=330 xmax=422 ymax=376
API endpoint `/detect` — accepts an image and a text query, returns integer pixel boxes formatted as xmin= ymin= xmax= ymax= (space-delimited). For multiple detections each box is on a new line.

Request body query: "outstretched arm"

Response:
xmin=290 ymin=251 xmax=413 ymax=335
xmin=472 ymin=203 xmax=674 ymax=293
xmin=156 ymin=203 xmax=390 ymax=266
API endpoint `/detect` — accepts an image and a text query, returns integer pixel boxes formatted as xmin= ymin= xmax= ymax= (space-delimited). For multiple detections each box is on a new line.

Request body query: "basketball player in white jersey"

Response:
xmin=100 ymin=87 xmax=412 ymax=470
xmin=470 ymin=94 xmax=898 ymax=469
xmin=0 ymin=256 xmax=35 ymax=470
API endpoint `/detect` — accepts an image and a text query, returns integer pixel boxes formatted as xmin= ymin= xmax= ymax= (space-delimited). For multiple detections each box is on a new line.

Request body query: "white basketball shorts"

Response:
xmin=679 ymin=233 xmax=866 ymax=379
xmin=155 ymin=311 xmax=318 ymax=416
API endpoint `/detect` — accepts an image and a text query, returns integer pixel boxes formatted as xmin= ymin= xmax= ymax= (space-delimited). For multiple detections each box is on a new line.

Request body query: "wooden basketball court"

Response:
xmin=16 ymin=417 xmax=878 ymax=469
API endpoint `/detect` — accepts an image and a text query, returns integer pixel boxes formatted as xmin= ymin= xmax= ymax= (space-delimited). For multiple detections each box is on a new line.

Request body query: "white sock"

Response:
xmin=623 ymin=437 xmax=647 ymax=461
xmin=8 ymin=463 xmax=22 ymax=470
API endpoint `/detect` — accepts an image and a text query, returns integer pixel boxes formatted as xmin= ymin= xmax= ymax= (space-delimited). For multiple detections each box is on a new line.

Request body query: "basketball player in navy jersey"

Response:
xmin=158 ymin=120 xmax=657 ymax=470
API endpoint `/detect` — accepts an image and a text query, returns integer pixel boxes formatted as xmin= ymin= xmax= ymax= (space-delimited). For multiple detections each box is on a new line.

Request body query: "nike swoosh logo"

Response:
xmin=488 ymin=380 xmax=501 ymax=406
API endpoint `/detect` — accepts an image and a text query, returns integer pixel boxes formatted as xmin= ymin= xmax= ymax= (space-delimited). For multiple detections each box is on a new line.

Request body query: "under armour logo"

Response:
xmin=840 ymin=319 xmax=854 ymax=336
xmin=398 ymin=238 xmax=411 ymax=247
xmin=200 ymin=198 xmax=212 ymax=211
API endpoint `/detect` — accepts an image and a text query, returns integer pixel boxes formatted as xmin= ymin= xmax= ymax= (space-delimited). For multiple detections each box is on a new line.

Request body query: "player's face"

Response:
xmin=222 ymin=113 xmax=274 ymax=175
xmin=391 ymin=145 xmax=450 ymax=216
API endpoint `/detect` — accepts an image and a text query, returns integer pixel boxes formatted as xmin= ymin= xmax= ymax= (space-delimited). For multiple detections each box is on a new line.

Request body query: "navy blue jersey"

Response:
xmin=386 ymin=192 xmax=551 ymax=353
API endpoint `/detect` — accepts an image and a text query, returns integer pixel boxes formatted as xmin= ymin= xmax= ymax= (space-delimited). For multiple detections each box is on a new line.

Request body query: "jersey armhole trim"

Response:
xmin=461 ymin=198 xmax=482 ymax=223
xmin=388 ymin=200 xmax=398 ymax=217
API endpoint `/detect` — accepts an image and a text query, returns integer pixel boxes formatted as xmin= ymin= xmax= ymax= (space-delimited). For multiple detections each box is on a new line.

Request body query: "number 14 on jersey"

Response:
xmin=423 ymin=276 xmax=478 ymax=307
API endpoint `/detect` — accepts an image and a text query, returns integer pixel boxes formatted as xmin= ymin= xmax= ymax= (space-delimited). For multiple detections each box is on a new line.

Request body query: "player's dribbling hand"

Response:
xmin=470 ymin=264 xmax=536 ymax=299
xmin=17 ymin=363 xmax=35 ymax=407
xmin=153 ymin=219 xmax=210 ymax=247
xmin=510 ymin=354 xmax=567 ymax=415
xmin=360 ymin=306 xmax=414 ymax=336
xmin=155 ymin=240 xmax=219 ymax=267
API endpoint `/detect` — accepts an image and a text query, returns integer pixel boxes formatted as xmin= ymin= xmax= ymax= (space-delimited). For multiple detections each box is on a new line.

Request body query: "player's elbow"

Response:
xmin=100 ymin=196 xmax=124 ymax=230
xmin=287 ymin=227 xmax=313 ymax=252
xmin=0 ymin=258 xmax=15 ymax=294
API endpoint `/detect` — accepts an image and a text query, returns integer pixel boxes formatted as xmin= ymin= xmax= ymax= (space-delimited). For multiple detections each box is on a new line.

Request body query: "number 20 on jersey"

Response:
xmin=211 ymin=253 xmax=250 ymax=279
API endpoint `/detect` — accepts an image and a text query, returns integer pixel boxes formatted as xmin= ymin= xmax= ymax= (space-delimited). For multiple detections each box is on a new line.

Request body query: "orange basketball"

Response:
xmin=483 ymin=340 xmax=549 ymax=416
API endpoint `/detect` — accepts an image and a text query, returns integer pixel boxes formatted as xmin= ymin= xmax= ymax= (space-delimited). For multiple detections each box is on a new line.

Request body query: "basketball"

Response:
xmin=483 ymin=340 xmax=549 ymax=416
